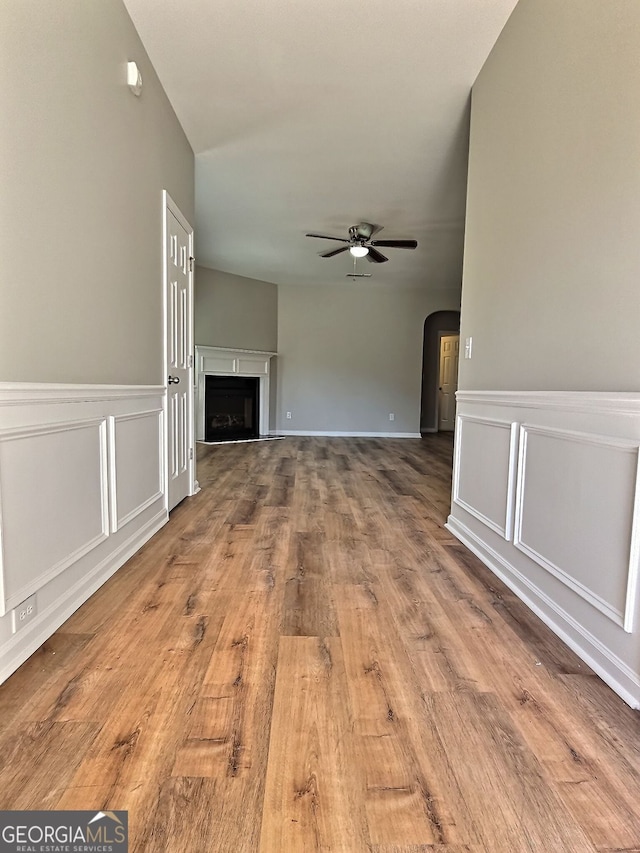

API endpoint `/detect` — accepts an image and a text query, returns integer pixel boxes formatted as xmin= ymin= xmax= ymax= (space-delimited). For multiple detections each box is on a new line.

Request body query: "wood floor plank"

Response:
xmin=171 ymin=583 xmax=282 ymax=851
xmin=424 ymin=692 xmax=597 ymax=852
xmin=375 ymin=519 xmax=640 ymax=846
xmin=467 ymin=643 xmax=640 ymax=849
xmin=282 ymin=531 xmax=339 ymax=636
xmin=388 ymin=595 xmax=489 ymax=695
xmin=24 ymin=574 xmax=213 ymax=725
xmin=173 ymin=597 xmax=275 ymax=778
xmin=0 ymin=632 xmax=95 ymax=730
xmin=558 ymin=673 xmax=640 ymax=776
xmin=409 ymin=545 xmax=640 ymax=849
xmin=336 ymin=598 xmax=477 ymax=847
xmin=259 ymin=636 xmax=369 ymax=852
xmin=55 ymin=597 xmax=229 ymax=846
xmin=133 ymin=776 xmax=218 ymax=852
xmin=0 ymin=720 xmax=101 ymax=809
xmin=370 ymin=846 xmax=476 ymax=853
xmin=441 ymin=541 xmax=588 ymax=674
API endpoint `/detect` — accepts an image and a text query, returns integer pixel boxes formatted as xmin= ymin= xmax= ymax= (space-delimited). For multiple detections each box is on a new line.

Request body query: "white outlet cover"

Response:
xmin=12 ymin=593 xmax=37 ymax=633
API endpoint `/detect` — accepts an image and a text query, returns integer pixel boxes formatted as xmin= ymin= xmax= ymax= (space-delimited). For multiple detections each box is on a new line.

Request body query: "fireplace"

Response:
xmin=196 ymin=346 xmax=276 ymax=442
xmin=205 ymin=375 xmax=259 ymax=441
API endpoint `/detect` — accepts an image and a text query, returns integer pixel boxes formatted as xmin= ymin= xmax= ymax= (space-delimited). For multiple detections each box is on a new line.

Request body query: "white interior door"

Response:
xmin=438 ymin=334 xmax=459 ymax=431
xmin=164 ymin=193 xmax=194 ymax=511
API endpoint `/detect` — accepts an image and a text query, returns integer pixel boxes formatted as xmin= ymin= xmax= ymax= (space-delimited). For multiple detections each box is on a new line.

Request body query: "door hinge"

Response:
xmin=188 ymin=354 xmax=194 ymax=368
xmin=189 ymin=256 xmax=195 ymax=273
xmin=189 ymin=447 xmax=194 ymax=461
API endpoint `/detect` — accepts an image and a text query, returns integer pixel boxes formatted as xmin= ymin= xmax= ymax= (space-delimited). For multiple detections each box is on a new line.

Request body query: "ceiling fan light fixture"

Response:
xmin=349 ymin=245 xmax=369 ymax=258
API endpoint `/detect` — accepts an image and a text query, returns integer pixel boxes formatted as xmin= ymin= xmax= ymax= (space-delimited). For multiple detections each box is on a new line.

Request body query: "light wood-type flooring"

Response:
xmin=0 ymin=436 xmax=639 ymax=852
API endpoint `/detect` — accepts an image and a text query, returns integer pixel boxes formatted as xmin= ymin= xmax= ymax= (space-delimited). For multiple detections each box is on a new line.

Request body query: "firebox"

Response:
xmin=204 ymin=375 xmax=259 ymax=441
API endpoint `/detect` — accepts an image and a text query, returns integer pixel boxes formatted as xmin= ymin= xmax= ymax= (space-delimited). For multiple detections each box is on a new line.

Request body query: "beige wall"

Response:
xmin=277 ymin=285 xmax=461 ymax=434
xmin=195 ymin=267 xmax=278 ymax=353
xmin=0 ymin=0 xmax=194 ymax=385
xmin=459 ymin=0 xmax=640 ymax=392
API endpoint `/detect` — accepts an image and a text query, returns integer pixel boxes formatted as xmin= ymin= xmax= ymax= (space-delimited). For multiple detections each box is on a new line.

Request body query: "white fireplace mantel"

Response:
xmin=195 ymin=346 xmax=277 ymax=440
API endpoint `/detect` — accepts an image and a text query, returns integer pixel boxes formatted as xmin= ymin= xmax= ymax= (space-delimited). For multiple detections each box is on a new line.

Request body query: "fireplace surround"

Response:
xmin=195 ymin=346 xmax=276 ymax=442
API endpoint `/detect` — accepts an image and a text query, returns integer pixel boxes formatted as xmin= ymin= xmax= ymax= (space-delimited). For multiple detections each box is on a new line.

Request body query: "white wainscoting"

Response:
xmin=0 ymin=383 xmax=168 ymax=685
xmin=447 ymin=391 xmax=640 ymax=708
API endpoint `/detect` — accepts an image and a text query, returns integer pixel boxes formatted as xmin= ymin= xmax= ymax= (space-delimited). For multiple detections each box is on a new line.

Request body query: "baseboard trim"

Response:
xmin=0 ymin=509 xmax=168 ymax=685
xmin=445 ymin=515 xmax=640 ymax=709
xmin=277 ymin=430 xmax=422 ymax=439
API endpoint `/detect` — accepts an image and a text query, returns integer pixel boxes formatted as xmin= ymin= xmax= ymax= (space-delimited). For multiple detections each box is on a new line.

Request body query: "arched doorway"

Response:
xmin=420 ymin=310 xmax=461 ymax=433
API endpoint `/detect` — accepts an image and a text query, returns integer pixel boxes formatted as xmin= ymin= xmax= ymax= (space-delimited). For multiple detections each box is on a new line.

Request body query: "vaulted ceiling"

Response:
xmin=123 ymin=0 xmax=518 ymax=290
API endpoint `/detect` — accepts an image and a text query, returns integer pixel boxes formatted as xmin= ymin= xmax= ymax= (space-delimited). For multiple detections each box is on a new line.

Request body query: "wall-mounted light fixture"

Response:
xmin=127 ymin=61 xmax=143 ymax=97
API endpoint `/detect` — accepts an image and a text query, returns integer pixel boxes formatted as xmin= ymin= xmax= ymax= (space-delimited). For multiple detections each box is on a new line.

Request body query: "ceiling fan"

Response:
xmin=305 ymin=222 xmax=418 ymax=264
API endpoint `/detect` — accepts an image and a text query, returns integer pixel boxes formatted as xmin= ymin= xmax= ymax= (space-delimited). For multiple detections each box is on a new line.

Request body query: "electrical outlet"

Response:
xmin=286 ymin=411 xmax=292 ymax=419
xmin=12 ymin=593 xmax=37 ymax=634
xmin=389 ymin=413 xmax=395 ymax=421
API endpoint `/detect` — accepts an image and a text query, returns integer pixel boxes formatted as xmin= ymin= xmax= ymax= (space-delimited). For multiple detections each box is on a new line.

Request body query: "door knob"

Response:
xmin=168 ymin=375 xmax=180 ymax=385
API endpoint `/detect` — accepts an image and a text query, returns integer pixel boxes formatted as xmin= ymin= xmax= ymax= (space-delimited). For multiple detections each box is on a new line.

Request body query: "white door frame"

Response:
xmin=162 ymin=190 xmax=197 ymax=509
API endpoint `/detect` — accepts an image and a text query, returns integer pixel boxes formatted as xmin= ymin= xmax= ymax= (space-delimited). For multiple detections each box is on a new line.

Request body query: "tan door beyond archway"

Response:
xmin=438 ymin=334 xmax=459 ymax=431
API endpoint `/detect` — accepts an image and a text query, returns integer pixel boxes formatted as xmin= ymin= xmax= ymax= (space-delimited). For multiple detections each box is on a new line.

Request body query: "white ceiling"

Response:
xmin=123 ymin=0 xmax=518 ymax=290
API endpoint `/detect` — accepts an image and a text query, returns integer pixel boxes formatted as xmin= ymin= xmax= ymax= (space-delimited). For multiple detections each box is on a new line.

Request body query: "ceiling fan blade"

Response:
xmin=306 ymin=232 xmax=350 ymax=243
xmin=366 ymin=246 xmax=389 ymax=263
xmin=370 ymin=239 xmax=418 ymax=249
xmin=355 ymin=222 xmax=383 ymax=240
xmin=320 ymin=246 xmax=350 ymax=258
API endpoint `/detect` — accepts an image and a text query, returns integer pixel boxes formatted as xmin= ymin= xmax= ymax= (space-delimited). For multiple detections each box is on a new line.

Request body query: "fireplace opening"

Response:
xmin=205 ymin=375 xmax=259 ymax=441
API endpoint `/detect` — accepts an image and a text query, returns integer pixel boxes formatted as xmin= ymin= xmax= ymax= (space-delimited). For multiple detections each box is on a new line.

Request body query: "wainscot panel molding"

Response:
xmin=195 ymin=346 xmax=277 ymax=440
xmin=0 ymin=383 xmax=168 ymax=686
xmin=447 ymin=390 xmax=640 ymax=708
xmin=0 ymin=418 xmax=109 ymax=614
xmin=514 ymin=425 xmax=639 ymax=631
xmin=453 ymin=415 xmax=518 ymax=539
xmin=108 ymin=409 xmax=164 ymax=532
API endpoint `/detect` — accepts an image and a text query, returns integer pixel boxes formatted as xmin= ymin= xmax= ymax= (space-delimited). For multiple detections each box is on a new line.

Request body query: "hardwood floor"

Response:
xmin=0 ymin=435 xmax=639 ymax=852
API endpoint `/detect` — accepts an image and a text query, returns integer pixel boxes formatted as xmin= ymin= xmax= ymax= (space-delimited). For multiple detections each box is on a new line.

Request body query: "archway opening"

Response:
xmin=420 ymin=310 xmax=461 ymax=434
